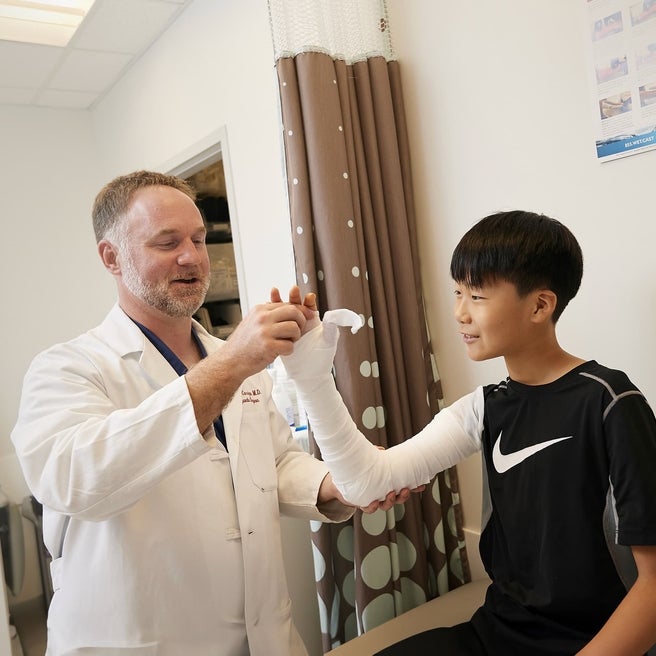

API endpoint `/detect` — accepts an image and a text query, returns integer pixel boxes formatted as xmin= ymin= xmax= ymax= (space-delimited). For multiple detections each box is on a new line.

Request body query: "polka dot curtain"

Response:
xmin=269 ymin=1 xmax=471 ymax=652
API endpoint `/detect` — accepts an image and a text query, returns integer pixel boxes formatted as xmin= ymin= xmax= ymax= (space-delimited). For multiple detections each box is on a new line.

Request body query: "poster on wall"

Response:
xmin=585 ymin=0 xmax=656 ymax=162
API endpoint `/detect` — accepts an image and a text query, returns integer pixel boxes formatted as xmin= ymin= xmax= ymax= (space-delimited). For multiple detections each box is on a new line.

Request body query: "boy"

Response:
xmin=279 ymin=210 xmax=656 ymax=655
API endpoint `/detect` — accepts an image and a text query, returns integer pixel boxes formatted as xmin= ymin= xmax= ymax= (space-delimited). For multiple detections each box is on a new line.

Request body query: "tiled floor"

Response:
xmin=10 ymin=597 xmax=47 ymax=656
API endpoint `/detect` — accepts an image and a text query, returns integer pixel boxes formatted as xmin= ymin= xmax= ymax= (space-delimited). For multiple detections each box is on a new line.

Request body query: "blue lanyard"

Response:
xmin=132 ymin=320 xmax=227 ymax=450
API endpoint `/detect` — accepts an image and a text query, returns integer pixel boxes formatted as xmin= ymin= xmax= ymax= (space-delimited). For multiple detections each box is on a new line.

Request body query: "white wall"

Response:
xmin=0 ymin=105 xmax=110 ymax=605
xmin=387 ymin=0 xmax=656 ymax=556
xmin=0 ymin=106 xmax=110 ymax=476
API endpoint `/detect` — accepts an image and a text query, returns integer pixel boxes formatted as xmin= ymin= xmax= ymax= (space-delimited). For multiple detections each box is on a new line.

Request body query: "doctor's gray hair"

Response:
xmin=92 ymin=170 xmax=196 ymax=244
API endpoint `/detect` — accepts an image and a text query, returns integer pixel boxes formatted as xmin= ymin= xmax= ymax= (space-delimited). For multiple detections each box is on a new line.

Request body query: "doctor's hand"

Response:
xmin=318 ymin=473 xmax=425 ymax=515
xmin=270 ymin=286 xmax=320 ymax=335
xmin=360 ymin=488 xmax=418 ymax=514
xmin=219 ymin=300 xmax=308 ymax=379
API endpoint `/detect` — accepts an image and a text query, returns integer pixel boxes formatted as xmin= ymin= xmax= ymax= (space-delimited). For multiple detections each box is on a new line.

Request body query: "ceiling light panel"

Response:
xmin=0 ymin=0 xmax=95 ymax=47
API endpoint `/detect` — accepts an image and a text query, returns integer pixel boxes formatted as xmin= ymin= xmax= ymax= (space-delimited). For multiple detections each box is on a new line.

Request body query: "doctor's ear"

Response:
xmin=98 ymin=239 xmax=121 ymax=275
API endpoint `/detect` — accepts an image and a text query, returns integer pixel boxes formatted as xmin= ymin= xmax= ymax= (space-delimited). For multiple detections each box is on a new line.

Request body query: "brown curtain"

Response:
xmin=276 ymin=51 xmax=471 ymax=651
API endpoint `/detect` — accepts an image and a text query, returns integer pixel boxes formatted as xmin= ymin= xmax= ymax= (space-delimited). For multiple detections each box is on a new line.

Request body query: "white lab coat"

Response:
xmin=12 ymin=305 xmax=351 ymax=656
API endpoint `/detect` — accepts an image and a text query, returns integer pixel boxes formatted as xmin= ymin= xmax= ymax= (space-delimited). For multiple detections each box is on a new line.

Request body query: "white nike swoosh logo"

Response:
xmin=492 ymin=431 xmax=574 ymax=473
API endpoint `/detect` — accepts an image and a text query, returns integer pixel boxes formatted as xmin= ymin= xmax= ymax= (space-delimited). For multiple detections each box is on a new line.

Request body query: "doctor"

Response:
xmin=11 ymin=170 xmax=406 ymax=656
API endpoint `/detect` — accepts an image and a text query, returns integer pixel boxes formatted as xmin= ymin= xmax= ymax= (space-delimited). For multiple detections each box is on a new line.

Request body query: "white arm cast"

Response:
xmin=281 ymin=313 xmax=483 ymax=506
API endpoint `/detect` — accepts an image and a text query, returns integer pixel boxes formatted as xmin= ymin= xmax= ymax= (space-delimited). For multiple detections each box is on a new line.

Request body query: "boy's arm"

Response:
xmin=279 ymin=300 xmax=481 ymax=506
xmin=577 ymin=544 xmax=656 ymax=655
xmin=317 ymin=471 xmax=415 ymax=514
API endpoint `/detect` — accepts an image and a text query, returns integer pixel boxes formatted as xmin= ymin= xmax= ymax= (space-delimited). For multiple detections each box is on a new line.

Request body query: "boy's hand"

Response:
xmin=270 ymin=285 xmax=320 ymax=333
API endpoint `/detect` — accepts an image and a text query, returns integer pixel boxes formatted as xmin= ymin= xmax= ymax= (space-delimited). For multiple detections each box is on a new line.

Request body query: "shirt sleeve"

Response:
xmin=282 ymin=321 xmax=483 ymax=506
xmin=605 ymin=387 xmax=656 ymax=545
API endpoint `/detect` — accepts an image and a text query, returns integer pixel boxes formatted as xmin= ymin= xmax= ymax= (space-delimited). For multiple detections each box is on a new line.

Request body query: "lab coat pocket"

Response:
xmin=239 ymin=429 xmax=278 ymax=492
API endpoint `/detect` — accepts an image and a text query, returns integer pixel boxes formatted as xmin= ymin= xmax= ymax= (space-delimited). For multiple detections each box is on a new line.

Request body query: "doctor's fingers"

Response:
xmin=269 ymin=286 xmax=283 ymax=304
xmin=270 ymin=286 xmax=318 ymax=322
xmin=359 ymin=487 xmax=420 ymax=514
xmin=269 ymin=285 xmax=306 ymax=307
xmin=285 ymin=285 xmax=317 ymax=314
xmin=264 ymin=306 xmax=308 ymax=343
xmin=218 ymin=328 xmax=292 ymax=379
xmin=227 ymin=307 xmax=304 ymax=362
xmin=284 ymin=286 xmax=319 ymax=333
xmin=248 ymin=302 xmax=307 ymax=335
xmin=359 ymin=490 xmax=400 ymax=514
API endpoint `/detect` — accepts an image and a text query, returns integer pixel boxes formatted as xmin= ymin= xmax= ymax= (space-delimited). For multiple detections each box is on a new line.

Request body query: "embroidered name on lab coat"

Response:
xmin=242 ymin=388 xmax=262 ymax=404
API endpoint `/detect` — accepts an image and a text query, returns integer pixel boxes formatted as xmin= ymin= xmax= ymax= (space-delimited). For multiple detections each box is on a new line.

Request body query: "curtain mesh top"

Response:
xmin=268 ymin=0 xmax=395 ymax=62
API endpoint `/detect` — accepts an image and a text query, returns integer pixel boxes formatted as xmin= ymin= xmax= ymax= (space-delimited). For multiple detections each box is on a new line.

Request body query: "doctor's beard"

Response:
xmin=120 ymin=248 xmax=211 ymax=319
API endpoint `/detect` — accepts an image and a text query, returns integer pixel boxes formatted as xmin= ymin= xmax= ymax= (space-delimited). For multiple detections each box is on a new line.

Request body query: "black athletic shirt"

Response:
xmin=470 ymin=361 xmax=656 ymax=655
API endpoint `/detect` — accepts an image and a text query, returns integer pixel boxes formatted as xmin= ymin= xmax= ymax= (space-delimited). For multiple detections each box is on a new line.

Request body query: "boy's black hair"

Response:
xmin=450 ymin=210 xmax=583 ymax=322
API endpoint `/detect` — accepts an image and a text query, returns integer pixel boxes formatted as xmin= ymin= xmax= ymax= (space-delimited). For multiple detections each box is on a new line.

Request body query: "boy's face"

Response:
xmin=453 ymin=279 xmax=539 ymax=362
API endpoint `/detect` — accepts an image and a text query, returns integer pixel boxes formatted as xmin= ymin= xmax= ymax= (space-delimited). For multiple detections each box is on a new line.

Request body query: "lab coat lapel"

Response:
xmin=195 ymin=326 xmax=243 ymax=459
xmin=98 ymin=304 xmax=179 ymax=388
xmin=102 ymin=306 xmax=244 ymax=449
xmin=139 ymin=341 xmax=180 ymax=387
xmin=223 ymin=392 xmax=243 ymax=467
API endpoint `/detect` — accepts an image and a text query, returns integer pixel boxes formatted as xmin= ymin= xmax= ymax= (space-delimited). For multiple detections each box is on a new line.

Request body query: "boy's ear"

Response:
xmin=531 ymin=290 xmax=557 ymax=323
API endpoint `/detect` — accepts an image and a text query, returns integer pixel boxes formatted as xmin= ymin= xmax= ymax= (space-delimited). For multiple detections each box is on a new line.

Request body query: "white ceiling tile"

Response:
xmin=49 ymin=49 xmax=132 ymax=91
xmin=0 ymin=87 xmax=37 ymax=105
xmin=0 ymin=0 xmax=192 ymax=109
xmin=0 ymin=40 xmax=60 ymax=87
xmin=73 ymin=0 xmax=185 ymax=54
xmin=36 ymin=88 xmax=99 ymax=109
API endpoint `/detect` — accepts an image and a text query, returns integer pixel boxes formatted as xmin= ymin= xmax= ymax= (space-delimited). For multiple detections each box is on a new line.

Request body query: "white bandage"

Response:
xmin=322 ymin=309 xmax=364 ymax=334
